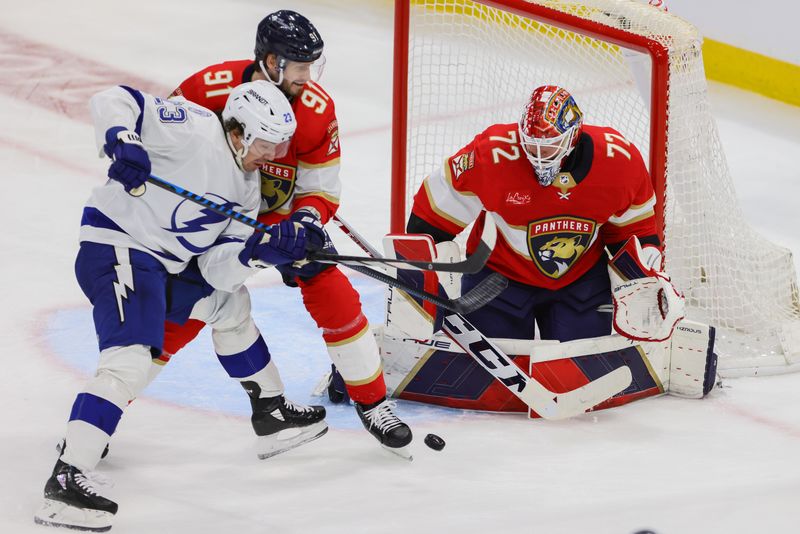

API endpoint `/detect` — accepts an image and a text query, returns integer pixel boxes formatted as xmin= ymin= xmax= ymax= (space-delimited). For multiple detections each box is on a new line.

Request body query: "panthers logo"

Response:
xmin=528 ymin=216 xmax=596 ymax=278
xmin=259 ymin=162 xmax=296 ymax=214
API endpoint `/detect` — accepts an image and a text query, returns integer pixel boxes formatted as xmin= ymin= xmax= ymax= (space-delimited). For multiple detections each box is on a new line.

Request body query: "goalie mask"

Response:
xmin=222 ymin=80 xmax=296 ymax=169
xmin=518 ymin=85 xmax=584 ymax=187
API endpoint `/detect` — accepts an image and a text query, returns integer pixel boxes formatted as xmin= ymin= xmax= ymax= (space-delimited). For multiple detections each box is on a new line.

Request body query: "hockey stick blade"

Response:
xmin=309 ymin=215 xmax=497 ymax=274
xmin=346 ymin=264 xmax=507 ymax=314
xmin=442 ymin=313 xmax=632 ymax=420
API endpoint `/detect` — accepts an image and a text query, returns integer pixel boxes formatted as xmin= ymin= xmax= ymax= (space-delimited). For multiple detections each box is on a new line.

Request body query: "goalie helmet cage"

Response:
xmin=390 ymin=0 xmax=800 ymax=376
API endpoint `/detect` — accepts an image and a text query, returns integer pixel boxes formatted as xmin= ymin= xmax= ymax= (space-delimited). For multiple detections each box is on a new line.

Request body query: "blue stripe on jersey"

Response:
xmin=80 ymin=207 xmax=183 ymax=263
xmin=81 ymin=207 xmax=125 ymax=232
xmin=216 ymin=335 xmax=271 ymax=379
xmin=146 ymin=246 xmax=183 ymax=263
xmin=68 ymin=392 xmax=124 ymax=436
xmin=119 ymin=85 xmax=145 ymax=135
xmin=210 ymin=235 xmax=244 ymax=248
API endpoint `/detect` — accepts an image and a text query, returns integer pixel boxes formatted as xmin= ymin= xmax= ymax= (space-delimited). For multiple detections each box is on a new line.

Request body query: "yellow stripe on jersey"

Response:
xmin=294 ymin=191 xmax=341 ymax=204
xmin=422 ymin=179 xmax=470 ymax=229
xmin=297 ymin=157 xmax=341 ymax=169
xmin=607 ymin=195 xmax=656 ymax=226
xmin=606 ymin=209 xmax=655 ymax=228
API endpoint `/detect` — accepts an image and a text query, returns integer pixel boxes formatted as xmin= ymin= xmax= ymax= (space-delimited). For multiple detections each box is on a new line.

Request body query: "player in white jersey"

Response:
xmin=35 ymin=81 xmax=326 ymax=532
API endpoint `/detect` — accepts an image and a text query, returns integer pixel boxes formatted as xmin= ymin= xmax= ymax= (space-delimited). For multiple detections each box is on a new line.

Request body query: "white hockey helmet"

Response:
xmin=222 ymin=80 xmax=296 ymax=166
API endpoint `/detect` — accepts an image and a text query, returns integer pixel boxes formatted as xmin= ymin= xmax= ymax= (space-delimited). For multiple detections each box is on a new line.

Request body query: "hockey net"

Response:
xmin=390 ymin=0 xmax=800 ymax=376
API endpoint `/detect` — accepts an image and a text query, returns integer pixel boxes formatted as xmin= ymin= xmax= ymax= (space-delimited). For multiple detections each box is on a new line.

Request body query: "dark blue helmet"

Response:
xmin=255 ymin=10 xmax=324 ymax=63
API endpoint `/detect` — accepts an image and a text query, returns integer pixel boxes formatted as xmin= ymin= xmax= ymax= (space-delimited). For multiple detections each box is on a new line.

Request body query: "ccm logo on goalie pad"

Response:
xmin=443 ymin=315 xmax=527 ymax=392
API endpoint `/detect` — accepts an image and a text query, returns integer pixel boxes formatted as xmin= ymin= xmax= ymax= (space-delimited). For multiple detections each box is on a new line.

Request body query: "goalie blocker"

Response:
xmin=377 ymin=234 xmax=717 ymax=415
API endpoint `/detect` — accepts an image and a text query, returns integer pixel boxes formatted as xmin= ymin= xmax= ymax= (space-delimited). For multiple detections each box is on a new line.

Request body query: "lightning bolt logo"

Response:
xmin=112 ymin=247 xmax=135 ymax=322
xmin=165 ymin=197 xmax=242 ymax=254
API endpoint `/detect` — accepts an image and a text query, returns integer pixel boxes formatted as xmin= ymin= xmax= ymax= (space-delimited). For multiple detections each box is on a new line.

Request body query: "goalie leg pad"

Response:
xmin=383 ymin=233 xmax=440 ymax=340
xmin=668 ymin=320 xmax=718 ymax=398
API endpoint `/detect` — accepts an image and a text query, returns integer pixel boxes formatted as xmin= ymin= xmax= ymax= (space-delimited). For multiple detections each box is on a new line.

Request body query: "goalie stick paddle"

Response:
xmin=333 ymin=214 xmax=633 ymax=419
xmin=441 ymin=314 xmax=633 ymax=420
xmin=140 ymin=174 xmax=504 ymax=313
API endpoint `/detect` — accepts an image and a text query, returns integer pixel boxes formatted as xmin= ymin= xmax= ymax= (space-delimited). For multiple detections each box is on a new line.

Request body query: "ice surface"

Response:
xmin=0 ymin=1 xmax=798 ymax=533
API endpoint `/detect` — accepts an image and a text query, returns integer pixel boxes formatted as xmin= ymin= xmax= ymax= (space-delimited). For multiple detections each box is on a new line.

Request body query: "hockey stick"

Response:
xmin=441 ymin=314 xmax=633 ymax=420
xmin=333 ymin=214 xmax=633 ymax=419
xmin=309 ymin=216 xmax=496 ymax=274
xmin=141 ymin=173 xmax=503 ymax=314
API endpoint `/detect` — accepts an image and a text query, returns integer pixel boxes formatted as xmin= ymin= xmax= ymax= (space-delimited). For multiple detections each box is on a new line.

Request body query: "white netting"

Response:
xmin=400 ymin=0 xmax=800 ymax=375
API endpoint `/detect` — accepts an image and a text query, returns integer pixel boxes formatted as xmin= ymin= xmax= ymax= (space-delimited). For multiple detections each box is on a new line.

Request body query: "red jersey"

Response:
xmin=410 ymin=123 xmax=658 ymax=289
xmin=171 ymin=59 xmax=341 ymax=224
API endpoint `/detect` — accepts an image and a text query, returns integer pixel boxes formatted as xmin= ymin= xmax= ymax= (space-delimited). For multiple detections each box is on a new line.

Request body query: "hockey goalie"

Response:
xmin=370 ymin=85 xmax=718 ymax=418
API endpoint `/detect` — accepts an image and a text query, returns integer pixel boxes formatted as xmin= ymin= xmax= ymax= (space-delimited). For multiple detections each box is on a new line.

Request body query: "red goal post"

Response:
xmin=390 ymin=0 xmax=800 ymax=376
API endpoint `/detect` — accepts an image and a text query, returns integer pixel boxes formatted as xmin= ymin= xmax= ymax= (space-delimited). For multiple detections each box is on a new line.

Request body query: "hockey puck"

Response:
xmin=424 ymin=433 xmax=446 ymax=451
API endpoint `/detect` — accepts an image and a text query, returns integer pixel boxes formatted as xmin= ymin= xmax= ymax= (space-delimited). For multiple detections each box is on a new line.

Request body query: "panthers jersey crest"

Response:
xmin=528 ymin=216 xmax=596 ymax=278
xmin=259 ymin=162 xmax=296 ymax=214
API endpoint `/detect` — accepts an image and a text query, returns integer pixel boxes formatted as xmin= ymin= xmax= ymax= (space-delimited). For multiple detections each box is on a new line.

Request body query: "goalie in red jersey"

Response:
xmin=152 ymin=10 xmax=412 ymax=456
xmin=394 ymin=85 xmax=688 ymax=412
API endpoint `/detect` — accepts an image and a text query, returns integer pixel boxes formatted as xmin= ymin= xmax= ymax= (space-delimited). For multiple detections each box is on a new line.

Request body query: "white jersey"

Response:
xmin=81 ymin=85 xmax=259 ymax=292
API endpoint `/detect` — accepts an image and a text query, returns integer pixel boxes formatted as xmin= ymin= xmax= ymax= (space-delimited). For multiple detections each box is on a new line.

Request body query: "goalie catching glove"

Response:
xmin=607 ymin=236 xmax=685 ymax=342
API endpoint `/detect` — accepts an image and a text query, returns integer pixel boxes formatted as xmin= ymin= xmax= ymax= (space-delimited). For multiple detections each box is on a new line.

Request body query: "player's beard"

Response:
xmin=283 ymin=80 xmax=306 ymax=100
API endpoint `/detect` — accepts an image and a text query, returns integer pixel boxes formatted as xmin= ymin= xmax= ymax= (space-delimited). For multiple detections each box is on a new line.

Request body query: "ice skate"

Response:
xmin=34 ymin=459 xmax=117 ymax=532
xmin=356 ymin=397 xmax=413 ymax=461
xmin=243 ymin=381 xmax=328 ymax=459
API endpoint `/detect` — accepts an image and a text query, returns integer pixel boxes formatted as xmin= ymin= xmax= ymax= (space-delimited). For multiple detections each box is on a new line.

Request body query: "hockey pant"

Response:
xmin=160 ymin=267 xmax=386 ymax=404
xmin=149 ymin=286 xmax=285 ymax=398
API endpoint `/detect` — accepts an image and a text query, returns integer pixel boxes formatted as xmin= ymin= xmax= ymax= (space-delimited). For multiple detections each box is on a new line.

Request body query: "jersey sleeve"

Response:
xmin=408 ymin=137 xmax=486 ymax=237
xmin=89 ymin=85 xmax=148 ymax=154
xmin=289 ymin=81 xmax=342 ymax=223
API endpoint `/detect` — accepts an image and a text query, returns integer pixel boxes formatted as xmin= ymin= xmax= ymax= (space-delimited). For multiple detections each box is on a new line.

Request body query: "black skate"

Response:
xmin=243 ymin=381 xmax=328 ymax=459
xmin=327 ymin=364 xmax=350 ymax=404
xmin=356 ymin=397 xmax=413 ymax=460
xmin=34 ymin=459 xmax=117 ymax=532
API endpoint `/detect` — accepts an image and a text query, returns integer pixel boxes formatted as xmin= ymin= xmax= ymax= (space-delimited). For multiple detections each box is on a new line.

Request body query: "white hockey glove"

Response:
xmin=607 ymin=236 xmax=685 ymax=342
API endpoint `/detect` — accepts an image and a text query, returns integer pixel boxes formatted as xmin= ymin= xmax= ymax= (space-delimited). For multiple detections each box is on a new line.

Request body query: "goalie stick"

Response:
xmin=139 ymin=173 xmax=504 ymax=313
xmin=309 ymin=215 xmax=495 ymax=273
xmin=333 ymin=214 xmax=633 ymax=419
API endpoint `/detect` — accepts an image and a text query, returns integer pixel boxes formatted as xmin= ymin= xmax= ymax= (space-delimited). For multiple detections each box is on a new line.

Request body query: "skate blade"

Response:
xmin=381 ymin=444 xmax=413 ymax=462
xmin=257 ymin=421 xmax=329 ymax=460
xmin=34 ymin=498 xmax=114 ymax=532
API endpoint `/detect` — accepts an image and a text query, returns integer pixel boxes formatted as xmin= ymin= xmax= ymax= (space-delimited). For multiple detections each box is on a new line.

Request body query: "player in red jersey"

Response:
xmin=155 ymin=11 xmax=412 ymax=456
xmin=401 ymin=85 xmax=682 ymax=408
